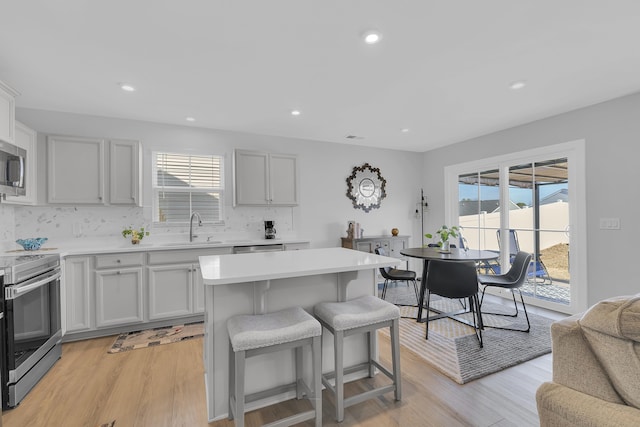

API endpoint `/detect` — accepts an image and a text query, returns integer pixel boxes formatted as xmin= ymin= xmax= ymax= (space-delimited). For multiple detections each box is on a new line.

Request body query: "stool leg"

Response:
xmin=312 ymin=335 xmax=322 ymax=427
xmin=228 ymin=342 xmax=235 ymax=420
xmin=234 ymin=350 xmax=245 ymax=427
xmin=390 ymin=318 xmax=402 ymax=401
xmin=334 ymin=329 xmax=345 ymax=422
xmin=367 ymin=330 xmax=375 ymax=378
xmin=295 ymin=346 xmax=303 ymax=399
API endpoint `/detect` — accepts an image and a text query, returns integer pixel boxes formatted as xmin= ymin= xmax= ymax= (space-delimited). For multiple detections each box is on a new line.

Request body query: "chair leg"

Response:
xmin=234 ymin=350 xmax=246 ymax=427
xmin=471 ymin=295 xmax=483 ymax=348
xmin=479 ymin=286 xmax=530 ymax=333
xmin=228 ymin=342 xmax=235 ymax=420
xmin=412 ymin=280 xmax=420 ymax=305
xmin=382 ymin=279 xmax=389 ymax=299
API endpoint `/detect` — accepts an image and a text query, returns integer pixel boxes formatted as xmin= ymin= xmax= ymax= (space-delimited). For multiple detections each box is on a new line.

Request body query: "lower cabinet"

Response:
xmin=95 ymin=267 xmax=144 ymax=327
xmin=147 ymin=264 xmax=195 ymax=320
xmin=63 ymin=247 xmax=231 ymax=341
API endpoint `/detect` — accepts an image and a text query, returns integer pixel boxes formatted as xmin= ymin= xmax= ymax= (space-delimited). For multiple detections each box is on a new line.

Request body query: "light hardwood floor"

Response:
xmin=2 ymin=302 xmax=562 ymax=427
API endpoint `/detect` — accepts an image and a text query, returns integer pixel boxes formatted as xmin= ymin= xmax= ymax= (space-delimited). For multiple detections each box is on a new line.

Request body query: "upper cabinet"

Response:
xmin=0 ymin=79 xmax=18 ymax=145
xmin=109 ymin=139 xmax=141 ymax=205
xmin=233 ymin=149 xmax=298 ymax=206
xmin=47 ymin=135 xmax=141 ymax=205
xmin=5 ymin=121 xmax=38 ymax=205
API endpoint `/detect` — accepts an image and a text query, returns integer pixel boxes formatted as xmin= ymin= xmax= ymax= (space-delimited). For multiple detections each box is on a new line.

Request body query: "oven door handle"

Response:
xmin=5 ymin=269 xmax=62 ymax=299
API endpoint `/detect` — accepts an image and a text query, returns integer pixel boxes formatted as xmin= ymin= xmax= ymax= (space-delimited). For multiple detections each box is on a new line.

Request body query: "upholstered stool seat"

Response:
xmin=227 ymin=306 xmax=322 ymax=427
xmin=314 ymin=295 xmax=402 ymax=422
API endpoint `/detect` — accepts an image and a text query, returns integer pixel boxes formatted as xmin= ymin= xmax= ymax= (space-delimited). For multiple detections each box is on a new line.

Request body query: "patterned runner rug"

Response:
xmin=108 ymin=322 xmax=204 ymax=353
xmin=378 ymin=285 xmax=553 ymax=384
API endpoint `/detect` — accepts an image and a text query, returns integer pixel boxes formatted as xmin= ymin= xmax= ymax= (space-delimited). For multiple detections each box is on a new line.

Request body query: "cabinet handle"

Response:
xmin=98 ymin=196 xmax=103 ymax=200
xmin=116 ymin=271 xmax=121 ymax=275
xmin=116 ymin=259 xmax=121 ymax=263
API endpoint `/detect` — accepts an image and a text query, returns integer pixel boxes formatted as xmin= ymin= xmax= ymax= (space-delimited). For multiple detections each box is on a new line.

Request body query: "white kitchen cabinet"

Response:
xmin=146 ymin=247 xmax=231 ymax=319
xmin=63 ymin=256 xmax=93 ymax=333
xmin=233 ymin=149 xmax=298 ymax=206
xmin=47 ymin=136 xmax=141 ymax=205
xmin=95 ymin=267 xmax=144 ymax=328
xmin=147 ymin=264 xmax=194 ymax=320
xmin=110 ymin=139 xmax=141 ymax=205
xmin=48 ymin=135 xmax=105 ymax=204
xmin=5 ymin=121 xmax=37 ymax=205
xmin=0 ymin=79 xmax=18 ymax=144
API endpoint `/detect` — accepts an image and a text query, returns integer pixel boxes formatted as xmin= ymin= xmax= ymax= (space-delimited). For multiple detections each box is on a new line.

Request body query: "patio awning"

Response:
xmin=459 ymin=158 xmax=568 ymax=189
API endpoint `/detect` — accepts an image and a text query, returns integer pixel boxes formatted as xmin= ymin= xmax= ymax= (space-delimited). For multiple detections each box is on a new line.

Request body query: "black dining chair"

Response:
xmin=424 ymin=260 xmax=483 ymax=347
xmin=477 ymin=251 xmax=532 ymax=333
xmin=374 ymin=247 xmax=419 ymax=305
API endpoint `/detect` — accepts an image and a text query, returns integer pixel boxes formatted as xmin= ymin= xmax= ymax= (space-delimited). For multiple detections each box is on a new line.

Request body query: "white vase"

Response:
xmin=441 ymin=241 xmax=451 ymax=252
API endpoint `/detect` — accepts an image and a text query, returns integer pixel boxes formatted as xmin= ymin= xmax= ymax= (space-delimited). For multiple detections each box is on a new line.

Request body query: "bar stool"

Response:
xmin=227 ymin=306 xmax=322 ymax=427
xmin=314 ymin=295 xmax=402 ymax=422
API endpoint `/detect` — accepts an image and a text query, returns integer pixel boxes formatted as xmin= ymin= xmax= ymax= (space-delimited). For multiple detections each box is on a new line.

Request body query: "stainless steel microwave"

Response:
xmin=0 ymin=140 xmax=26 ymax=197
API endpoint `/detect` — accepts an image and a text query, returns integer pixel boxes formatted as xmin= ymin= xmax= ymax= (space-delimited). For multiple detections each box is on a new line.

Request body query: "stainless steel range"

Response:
xmin=0 ymin=254 xmax=62 ymax=408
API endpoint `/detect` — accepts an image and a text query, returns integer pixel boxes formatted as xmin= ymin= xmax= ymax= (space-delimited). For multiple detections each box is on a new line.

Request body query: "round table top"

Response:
xmin=400 ymin=247 xmax=499 ymax=262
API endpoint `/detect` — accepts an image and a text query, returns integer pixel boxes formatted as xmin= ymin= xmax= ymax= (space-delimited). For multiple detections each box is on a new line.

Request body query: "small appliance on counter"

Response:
xmin=264 ymin=220 xmax=276 ymax=239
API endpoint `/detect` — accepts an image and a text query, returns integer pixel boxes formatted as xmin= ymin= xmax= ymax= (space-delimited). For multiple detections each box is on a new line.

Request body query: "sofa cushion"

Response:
xmin=579 ymin=293 xmax=640 ymax=409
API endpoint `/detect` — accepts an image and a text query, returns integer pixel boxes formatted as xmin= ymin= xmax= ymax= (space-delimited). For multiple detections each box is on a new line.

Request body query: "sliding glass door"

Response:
xmin=447 ymin=141 xmax=585 ymax=313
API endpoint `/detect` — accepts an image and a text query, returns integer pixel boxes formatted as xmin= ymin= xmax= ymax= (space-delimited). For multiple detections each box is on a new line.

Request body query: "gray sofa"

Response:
xmin=536 ymin=293 xmax=640 ymax=426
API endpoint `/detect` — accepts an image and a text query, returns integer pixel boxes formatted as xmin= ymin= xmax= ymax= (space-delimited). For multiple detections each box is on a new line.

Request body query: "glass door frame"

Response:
xmin=444 ymin=139 xmax=587 ymax=314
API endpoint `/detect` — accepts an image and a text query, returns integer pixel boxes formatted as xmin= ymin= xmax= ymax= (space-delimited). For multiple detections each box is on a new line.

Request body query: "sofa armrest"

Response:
xmin=537 ymin=382 xmax=640 ymax=427
xmin=551 ymin=314 xmax=624 ymax=403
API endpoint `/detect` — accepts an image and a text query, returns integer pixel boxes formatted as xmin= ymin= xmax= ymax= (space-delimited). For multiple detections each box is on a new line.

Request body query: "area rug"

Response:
xmin=108 ymin=322 xmax=204 ymax=353
xmin=378 ymin=284 xmax=553 ymax=384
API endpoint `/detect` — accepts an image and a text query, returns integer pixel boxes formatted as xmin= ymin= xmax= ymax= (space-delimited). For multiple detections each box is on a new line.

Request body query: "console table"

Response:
xmin=341 ymin=235 xmax=410 ymax=269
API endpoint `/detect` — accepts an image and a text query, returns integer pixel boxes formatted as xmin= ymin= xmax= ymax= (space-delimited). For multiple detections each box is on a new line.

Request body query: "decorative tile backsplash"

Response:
xmin=7 ymin=204 xmax=295 ymax=247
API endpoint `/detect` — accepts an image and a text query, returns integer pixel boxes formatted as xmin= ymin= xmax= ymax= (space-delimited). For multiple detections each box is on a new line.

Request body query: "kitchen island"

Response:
xmin=199 ymin=247 xmax=401 ymax=422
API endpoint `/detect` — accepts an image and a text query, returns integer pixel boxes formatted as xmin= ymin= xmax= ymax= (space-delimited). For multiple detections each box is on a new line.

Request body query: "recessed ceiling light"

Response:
xmin=291 ymin=110 xmax=301 ymax=116
xmin=401 ymin=128 xmax=410 ymax=133
xmin=363 ymin=31 xmax=382 ymax=44
xmin=186 ymin=117 xmax=196 ymax=122
xmin=119 ymin=83 xmax=136 ymax=92
xmin=509 ymin=80 xmax=527 ymax=90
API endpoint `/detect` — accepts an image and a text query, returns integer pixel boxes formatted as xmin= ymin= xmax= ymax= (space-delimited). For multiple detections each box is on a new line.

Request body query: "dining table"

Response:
xmin=400 ymin=247 xmax=499 ymax=323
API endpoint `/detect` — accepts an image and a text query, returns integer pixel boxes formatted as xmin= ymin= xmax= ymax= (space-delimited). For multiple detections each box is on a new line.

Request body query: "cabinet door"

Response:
xmin=64 ymin=257 xmax=93 ymax=333
xmin=234 ymin=150 xmax=269 ymax=205
xmin=0 ymin=81 xmax=17 ymax=144
xmin=269 ymin=153 xmax=298 ymax=205
xmin=110 ymin=139 xmax=140 ymax=205
xmin=95 ymin=267 xmax=144 ymax=327
xmin=5 ymin=121 xmax=37 ymax=205
xmin=389 ymin=238 xmax=407 ymax=258
xmin=48 ymin=135 xmax=105 ymax=204
xmin=193 ymin=265 xmax=205 ymax=313
xmin=147 ymin=264 xmax=193 ymax=320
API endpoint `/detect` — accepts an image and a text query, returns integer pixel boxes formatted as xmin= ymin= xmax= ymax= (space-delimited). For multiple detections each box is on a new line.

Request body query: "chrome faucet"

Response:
xmin=189 ymin=212 xmax=202 ymax=242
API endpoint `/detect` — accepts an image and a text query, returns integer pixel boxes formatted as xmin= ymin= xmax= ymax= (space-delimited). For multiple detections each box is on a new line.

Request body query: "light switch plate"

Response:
xmin=599 ymin=218 xmax=621 ymax=229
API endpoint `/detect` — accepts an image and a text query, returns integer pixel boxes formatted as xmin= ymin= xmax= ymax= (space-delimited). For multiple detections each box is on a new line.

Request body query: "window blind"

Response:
xmin=153 ymin=152 xmax=224 ymax=223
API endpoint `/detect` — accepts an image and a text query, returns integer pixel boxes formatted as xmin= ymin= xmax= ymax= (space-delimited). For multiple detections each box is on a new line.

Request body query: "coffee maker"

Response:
xmin=264 ymin=220 xmax=276 ymax=239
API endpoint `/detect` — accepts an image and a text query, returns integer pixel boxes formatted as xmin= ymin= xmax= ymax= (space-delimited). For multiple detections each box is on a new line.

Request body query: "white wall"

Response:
xmin=7 ymin=108 xmax=423 ymax=250
xmin=422 ymin=91 xmax=640 ymax=306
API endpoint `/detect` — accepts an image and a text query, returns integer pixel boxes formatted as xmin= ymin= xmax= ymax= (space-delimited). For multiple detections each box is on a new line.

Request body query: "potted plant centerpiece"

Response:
xmin=122 ymin=226 xmax=150 ymax=245
xmin=425 ymin=225 xmax=460 ymax=253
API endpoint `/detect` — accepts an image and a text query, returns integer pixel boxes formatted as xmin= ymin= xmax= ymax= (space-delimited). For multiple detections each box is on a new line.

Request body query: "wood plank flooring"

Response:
xmin=2 ymin=301 xmax=560 ymax=427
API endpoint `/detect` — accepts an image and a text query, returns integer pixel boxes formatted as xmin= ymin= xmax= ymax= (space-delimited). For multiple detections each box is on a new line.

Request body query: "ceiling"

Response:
xmin=2 ymin=1 xmax=640 ymax=153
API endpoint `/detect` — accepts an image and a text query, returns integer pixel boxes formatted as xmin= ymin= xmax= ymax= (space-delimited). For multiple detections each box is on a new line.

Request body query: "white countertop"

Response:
xmin=199 ymin=247 xmax=402 ymax=285
xmin=4 ymin=237 xmax=309 ymax=257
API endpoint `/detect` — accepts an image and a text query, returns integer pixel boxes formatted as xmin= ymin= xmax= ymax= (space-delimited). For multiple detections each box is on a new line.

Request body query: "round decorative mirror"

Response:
xmin=346 ymin=163 xmax=387 ymax=212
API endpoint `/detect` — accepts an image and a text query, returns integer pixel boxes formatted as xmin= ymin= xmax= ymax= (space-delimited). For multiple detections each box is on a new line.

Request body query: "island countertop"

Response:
xmin=199 ymin=247 xmax=402 ymax=286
